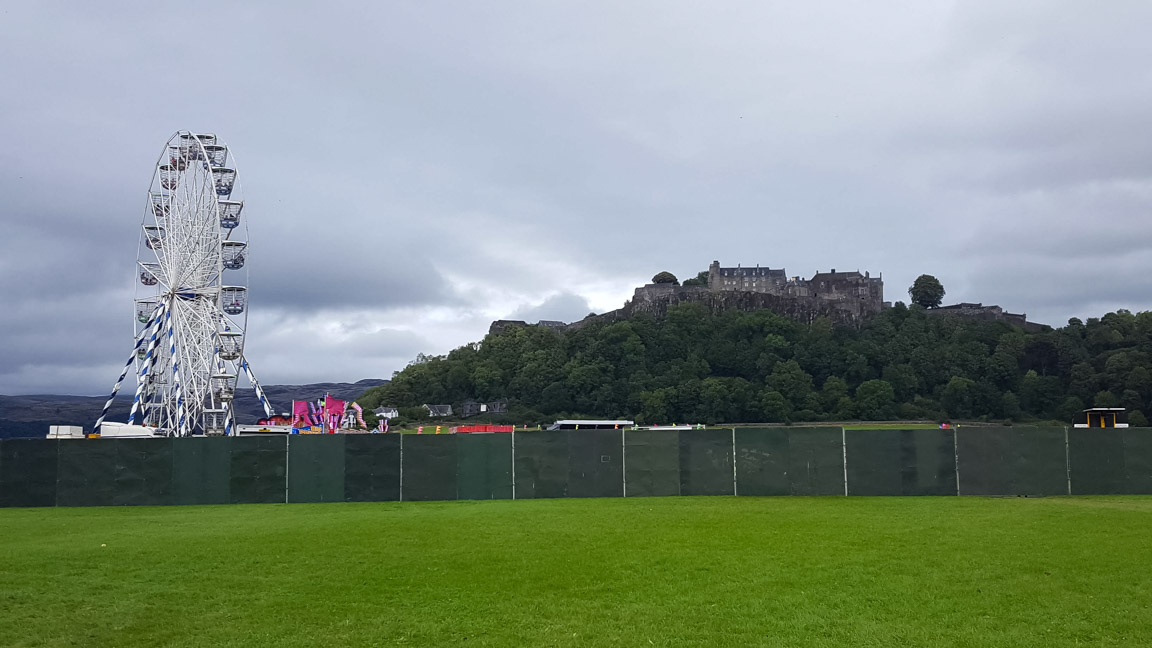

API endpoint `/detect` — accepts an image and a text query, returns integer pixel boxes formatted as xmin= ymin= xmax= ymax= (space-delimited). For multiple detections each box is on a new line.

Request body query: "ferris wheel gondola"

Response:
xmin=94 ymin=131 xmax=274 ymax=437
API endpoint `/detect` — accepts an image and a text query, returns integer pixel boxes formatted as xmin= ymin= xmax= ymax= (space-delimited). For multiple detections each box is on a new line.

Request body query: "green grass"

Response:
xmin=2 ymin=497 xmax=1150 ymax=647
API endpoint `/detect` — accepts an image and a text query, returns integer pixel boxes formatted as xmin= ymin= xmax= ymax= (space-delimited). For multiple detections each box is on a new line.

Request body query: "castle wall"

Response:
xmin=568 ymin=283 xmax=879 ymax=331
xmin=925 ymin=304 xmax=1044 ymax=331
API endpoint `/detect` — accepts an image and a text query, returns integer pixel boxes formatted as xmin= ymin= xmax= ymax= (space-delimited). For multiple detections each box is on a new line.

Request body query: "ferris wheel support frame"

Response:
xmin=94 ymin=130 xmax=275 ymax=437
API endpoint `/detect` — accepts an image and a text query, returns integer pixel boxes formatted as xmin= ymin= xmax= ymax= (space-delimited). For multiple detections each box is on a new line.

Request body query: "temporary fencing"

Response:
xmin=2 ymin=427 xmax=1152 ymax=507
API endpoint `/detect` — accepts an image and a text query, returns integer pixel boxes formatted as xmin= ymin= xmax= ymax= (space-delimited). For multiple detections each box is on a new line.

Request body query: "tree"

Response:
xmin=941 ymin=376 xmax=977 ymax=418
xmin=682 ymin=271 xmax=710 ymax=287
xmin=765 ymin=360 xmax=813 ymax=405
xmin=652 ymin=271 xmax=679 ymax=285
xmin=908 ymin=274 xmax=945 ymax=309
xmin=854 ymin=379 xmax=896 ymax=420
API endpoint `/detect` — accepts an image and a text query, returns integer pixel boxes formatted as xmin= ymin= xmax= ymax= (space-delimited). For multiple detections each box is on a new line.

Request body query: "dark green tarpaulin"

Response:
xmin=287 ymin=435 xmax=345 ymax=503
xmin=679 ymin=429 xmax=734 ymax=496
xmin=113 ymin=438 xmax=173 ymax=506
xmin=623 ymin=430 xmax=679 ymax=497
xmin=172 ymin=437 xmax=232 ymax=505
xmin=899 ymin=429 xmax=957 ymax=496
xmin=344 ymin=434 xmax=401 ymax=502
xmin=456 ymin=433 xmax=513 ymax=500
xmin=845 ymin=429 xmax=902 ymax=496
xmin=957 ymin=428 xmax=1067 ymax=496
xmin=402 ymin=434 xmax=458 ymax=501
xmin=1010 ymin=427 xmax=1067 ymax=496
xmin=0 ymin=439 xmax=58 ymax=508
xmin=786 ymin=428 xmax=845 ymax=496
xmin=513 ymin=431 xmax=568 ymax=499
xmin=57 ymin=440 xmax=118 ymax=507
xmin=567 ymin=429 xmax=623 ymax=498
xmin=956 ymin=428 xmax=1012 ymax=495
xmin=230 ymin=436 xmax=286 ymax=504
xmin=1068 ymin=428 xmax=1125 ymax=495
xmin=734 ymin=428 xmax=789 ymax=496
xmin=1122 ymin=428 xmax=1152 ymax=494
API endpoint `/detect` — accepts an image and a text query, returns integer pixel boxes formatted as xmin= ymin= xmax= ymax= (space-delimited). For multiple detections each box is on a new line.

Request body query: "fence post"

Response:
xmin=511 ymin=429 xmax=516 ymax=500
xmin=1064 ymin=426 xmax=1072 ymax=495
xmin=621 ymin=428 xmax=627 ymax=497
xmin=731 ymin=427 xmax=738 ymax=496
xmin=953 ymin=427 xmax=961 ymax=496
xmin=841 ymin=427 xmax=849 ymax=496
xmin=284 ymin=434 xmax=290 ymax=504
xmin=398 ymin=432 xmax=404 ymax=502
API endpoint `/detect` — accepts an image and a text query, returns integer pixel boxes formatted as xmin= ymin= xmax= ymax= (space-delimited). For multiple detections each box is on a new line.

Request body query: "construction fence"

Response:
xmin=1 ymin=427 xmax=1151 ymax=508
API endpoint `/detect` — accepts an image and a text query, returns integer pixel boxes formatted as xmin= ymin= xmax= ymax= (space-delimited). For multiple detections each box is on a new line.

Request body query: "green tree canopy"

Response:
xmin=682 ymin=271 xmax=710 ymax=287
xmin=357 ymin=301 xmax=1152 ymax=426
xmin=908 ymin=274 xmax=946 ymax=309
xmin=652 ymin=271 xmax=679 ymax=285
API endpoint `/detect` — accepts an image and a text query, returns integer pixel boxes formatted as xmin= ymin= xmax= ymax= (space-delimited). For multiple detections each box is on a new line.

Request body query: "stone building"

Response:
xmin=707 ymin=260 xmax=884 ymax=314
xmin=925 ymin=303 xmax=1046 ymax=331
xmin=489 ymin=261 xmax=888 ymax=336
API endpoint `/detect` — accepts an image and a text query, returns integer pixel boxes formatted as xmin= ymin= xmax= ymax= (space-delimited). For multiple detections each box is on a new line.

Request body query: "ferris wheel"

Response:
xmin=96 ymin=131 xmax=273 ymax=436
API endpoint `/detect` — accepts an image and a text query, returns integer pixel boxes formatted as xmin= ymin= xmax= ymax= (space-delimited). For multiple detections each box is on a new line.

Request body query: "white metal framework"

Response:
xmin=96 ymin=131 xmax=273 ymax=436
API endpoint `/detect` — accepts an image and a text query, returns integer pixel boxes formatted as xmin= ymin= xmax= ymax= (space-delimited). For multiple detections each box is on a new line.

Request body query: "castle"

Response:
xmin=706 ymin=260 xmax=885 ymax=314
xmin=489 ymin=260 xmax=1048 ymax=337
xmin=491 ymin=261 xmax=887 ymax=336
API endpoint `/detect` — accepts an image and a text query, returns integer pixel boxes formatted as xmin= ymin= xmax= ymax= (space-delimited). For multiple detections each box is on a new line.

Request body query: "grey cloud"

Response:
xmin=507 ymin=293 xmax=594 ymax=324
xmin=4 ymin=2 xmax=1152 ymax=395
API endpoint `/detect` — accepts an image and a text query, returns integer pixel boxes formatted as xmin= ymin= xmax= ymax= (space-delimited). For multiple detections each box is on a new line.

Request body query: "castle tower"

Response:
xmin=708 ymin=260 xmax=720 ymax=290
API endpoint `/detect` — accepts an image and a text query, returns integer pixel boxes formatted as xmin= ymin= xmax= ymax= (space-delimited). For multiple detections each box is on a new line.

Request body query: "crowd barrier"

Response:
xmin=1 ymin=428 xmax=1150 ymax=507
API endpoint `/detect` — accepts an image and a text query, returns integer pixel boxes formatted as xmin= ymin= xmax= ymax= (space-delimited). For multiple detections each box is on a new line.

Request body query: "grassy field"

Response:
xmin=2 ymin=497 xmax=1150 ymax=647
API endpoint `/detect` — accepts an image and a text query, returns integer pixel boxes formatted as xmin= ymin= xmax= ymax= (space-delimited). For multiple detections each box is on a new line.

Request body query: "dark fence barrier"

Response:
xmin=3 ymin=428 xmax=1152 ymax=507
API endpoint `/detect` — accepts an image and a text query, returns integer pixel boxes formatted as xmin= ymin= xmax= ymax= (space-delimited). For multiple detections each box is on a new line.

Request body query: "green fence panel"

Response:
xmin=57 ymin=440 xmax=117 ymax=507
xmin=344 ymin=434 xmax=401 ymax=502
xmin=513 ymin=431 xmax=568 ymax=499
xmin=623 ymin=430 xmax=679 ymax=497
xmin=287 ymin=435 xmax=346 ymax=503
xmin=1011 ymin=427 xmax=1067 ymax=496
xmin=113 ymin=438 xmax=174 ymax=506
xmin=172 ymin=437 xmax=231 ymax=505
xmin=679 ymin=428 xmax=734 ymax=496
xmin=901 ymin=429 xmax=957 ymax=496
xmin=402 ymin=434 xmax=459 ymax=501
xmin=567 ymin=429 xmax=624 ymax=498
xmin=230 ymin=436 xmax=286 ymax=504
xmin=956 ymin=428 xmax=1011 ymax=495
xmin=1069 ymin=428 xmax=1125 ymax=495
xmin=456 ymin=433 xmax=513 ymax=500
xmin=734 ymin=428 xmax=789 ymax=496
xmin=1122 ymin=428 xmax=1152 ymax=494
xmin=845 ymin=429 xmax=902 ymax=496
xmin=0 ymin=439 xmax=58 ymax=508
xmin=787 ymin=428 xmax=844 ymax=496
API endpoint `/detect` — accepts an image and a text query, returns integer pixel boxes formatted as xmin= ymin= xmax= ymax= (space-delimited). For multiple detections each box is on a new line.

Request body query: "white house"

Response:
xmin=372 ymin=406 xmax=400 ymax=419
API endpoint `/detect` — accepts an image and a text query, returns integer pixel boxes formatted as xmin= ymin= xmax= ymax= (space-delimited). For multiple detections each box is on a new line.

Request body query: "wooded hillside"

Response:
xmin=358 ymin=304 xmax=1152 ymax=426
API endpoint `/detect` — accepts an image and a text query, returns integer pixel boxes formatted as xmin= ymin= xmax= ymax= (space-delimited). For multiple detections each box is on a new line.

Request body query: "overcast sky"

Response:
xmin=2 ymin=2 xmax=1151 ymax=395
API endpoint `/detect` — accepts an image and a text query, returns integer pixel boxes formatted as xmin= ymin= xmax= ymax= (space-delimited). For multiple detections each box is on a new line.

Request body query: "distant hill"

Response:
xmin=0 ymin=379 xmax=389 ymax=438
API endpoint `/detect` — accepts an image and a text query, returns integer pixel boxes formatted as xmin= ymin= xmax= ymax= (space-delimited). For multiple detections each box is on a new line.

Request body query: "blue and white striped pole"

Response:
xmin=166 ymin=307 xmax=188 ymax=436
xmin=95 ymin=303 xmax=164 ymax=433
xmin=240 ymin=358 xmax=275 ymax=418
xmin=138 ymin=318 xmax=166 ymax=424
xmin=127 ymin=301 xmax=169 ymax=425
